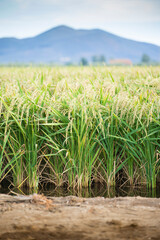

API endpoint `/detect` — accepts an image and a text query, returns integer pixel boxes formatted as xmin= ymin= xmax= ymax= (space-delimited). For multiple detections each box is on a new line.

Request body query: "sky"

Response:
xmin=0 ymin=0 xmax=160 ymax=46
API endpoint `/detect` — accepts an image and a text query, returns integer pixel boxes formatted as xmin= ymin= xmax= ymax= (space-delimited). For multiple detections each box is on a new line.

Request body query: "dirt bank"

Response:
xmin=0 ymin=194 xmax=160 ymax=240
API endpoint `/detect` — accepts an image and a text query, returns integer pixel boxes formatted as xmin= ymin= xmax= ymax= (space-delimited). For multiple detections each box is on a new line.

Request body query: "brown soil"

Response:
xmin=0 ymin=194 xmax=160 ymax=240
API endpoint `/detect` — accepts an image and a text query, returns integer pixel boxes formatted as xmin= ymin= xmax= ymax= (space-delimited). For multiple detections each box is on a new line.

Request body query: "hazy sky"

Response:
xmin=0 ymin=0 xmax=160 ymax=45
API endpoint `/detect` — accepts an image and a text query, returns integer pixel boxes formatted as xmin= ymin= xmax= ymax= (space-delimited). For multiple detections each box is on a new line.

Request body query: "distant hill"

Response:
xmin=0 ymin=25 xmax=160 ymax=64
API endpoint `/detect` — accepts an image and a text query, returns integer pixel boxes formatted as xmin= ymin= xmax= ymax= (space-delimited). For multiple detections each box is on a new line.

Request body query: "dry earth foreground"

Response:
xmin=0 ymin=194 xmax=160 ymax=240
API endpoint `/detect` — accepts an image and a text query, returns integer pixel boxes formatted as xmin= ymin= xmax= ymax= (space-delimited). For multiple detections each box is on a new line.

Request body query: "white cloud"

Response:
xmin=0 ymin=0 xmax=159 ymax=45
xmin=2 ymin=0 xmax=160 ymax=22
xmin=68 ymin=0 xmax=160 ymax=22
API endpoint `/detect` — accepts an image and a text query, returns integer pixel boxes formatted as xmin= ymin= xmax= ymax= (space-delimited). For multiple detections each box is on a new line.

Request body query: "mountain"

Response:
xmin=0 ymin=25 xmax=160 ymax=64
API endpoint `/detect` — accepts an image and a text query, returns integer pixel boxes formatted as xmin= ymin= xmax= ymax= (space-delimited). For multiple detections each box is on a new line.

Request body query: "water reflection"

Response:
xmin=0 ymin=183 xmax=160 ymax=198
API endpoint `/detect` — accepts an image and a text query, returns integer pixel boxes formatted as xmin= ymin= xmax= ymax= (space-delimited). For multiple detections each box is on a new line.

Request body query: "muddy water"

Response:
xmin=0 ymin=183 xmax=160 ymax=198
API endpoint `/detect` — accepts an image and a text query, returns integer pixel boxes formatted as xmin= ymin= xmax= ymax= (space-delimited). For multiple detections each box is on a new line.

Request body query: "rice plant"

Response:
xmin=0 ymin=66 xmax=160 ymax=190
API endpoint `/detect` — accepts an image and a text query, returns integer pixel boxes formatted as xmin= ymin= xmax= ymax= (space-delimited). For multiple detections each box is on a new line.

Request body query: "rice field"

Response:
xmin=0 ymin=66 xmax=160 ymax=190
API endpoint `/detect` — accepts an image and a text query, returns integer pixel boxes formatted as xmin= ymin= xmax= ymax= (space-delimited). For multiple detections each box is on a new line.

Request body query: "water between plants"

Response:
xmin=0 ymin=183 xmax=160 ymax=198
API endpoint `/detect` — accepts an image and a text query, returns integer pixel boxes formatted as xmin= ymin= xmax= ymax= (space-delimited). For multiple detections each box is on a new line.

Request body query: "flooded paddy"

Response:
xmin=1 ymin=67 xmax=160 ymax=239
xmin=1 ymin=183 xmax=160 ymax=198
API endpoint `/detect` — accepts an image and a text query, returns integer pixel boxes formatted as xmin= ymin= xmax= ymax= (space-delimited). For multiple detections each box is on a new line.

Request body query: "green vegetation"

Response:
xmin=0 ymin=66 xmax=160 ymax=190
xmin=80 ymin=58 xmax=89 ymax=66
xmin=92 ymin=55 xmax=106 ymax=65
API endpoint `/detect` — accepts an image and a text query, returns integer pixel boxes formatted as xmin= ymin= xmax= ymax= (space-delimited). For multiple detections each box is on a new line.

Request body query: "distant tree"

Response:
xmin=99 ymin=55 xmax=106 ymax=63
xmin=141 ymin=54 xmax=150 ymax=64
xmin=80 ymin=58 xmax=88 ymax=66
xmin=92 ymin=55 xmax=106 ymax=64
xmin=92 ymin=55 xmax=99 ymax=63
xmin=65 ymin=61 xmax=73 ymax=66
